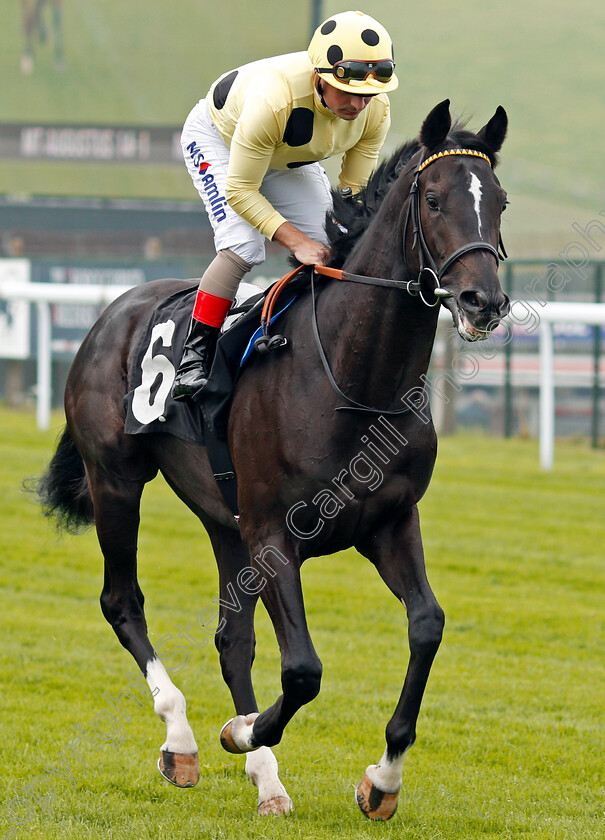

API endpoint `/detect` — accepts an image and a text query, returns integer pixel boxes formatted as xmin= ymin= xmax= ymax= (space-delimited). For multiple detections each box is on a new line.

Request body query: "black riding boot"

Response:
xmin=171 ymin=319 xmax=220 ymax=401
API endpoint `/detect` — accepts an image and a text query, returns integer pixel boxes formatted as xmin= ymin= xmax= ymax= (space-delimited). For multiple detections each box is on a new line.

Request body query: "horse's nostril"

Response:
xmin=460 ymin=290 xmax=486 ymax=311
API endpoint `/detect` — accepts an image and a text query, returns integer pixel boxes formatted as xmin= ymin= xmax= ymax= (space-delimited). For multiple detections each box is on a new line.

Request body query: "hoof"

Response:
xmin=157 ymin=750 xmax=199 ymax=788
xmin=257 ymin=795 xmax=294 ymax=816
xmin=220 ymin=712 xmax=258 ymax=754
xmin=355 ymin=773 xmax=399 ymax=821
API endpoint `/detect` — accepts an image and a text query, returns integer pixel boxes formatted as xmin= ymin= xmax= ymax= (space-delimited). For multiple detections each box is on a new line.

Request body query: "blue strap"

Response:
xmin=240 ymin=297 xmax=297 ymax=366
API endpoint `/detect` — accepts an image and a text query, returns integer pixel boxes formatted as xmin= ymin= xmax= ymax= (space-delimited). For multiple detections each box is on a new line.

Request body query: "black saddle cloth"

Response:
xmin=123 ymin=273 xmax=308 ymax=513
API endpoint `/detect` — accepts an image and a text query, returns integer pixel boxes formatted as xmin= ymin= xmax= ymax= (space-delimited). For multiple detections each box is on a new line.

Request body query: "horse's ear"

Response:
xmin=420 ymin=99 xmax=451 ymax=151
xmin=477 ymin=106 xmax=508 ymax=154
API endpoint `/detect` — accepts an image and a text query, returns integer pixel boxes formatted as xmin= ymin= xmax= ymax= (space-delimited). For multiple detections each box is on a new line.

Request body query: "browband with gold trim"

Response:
xmin=418 ymin=148 xmax=492 ymax=173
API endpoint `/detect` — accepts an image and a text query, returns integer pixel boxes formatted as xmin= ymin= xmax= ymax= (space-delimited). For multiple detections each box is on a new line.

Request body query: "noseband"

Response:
xmin=402 ymin=148 xmax=507 ymax=307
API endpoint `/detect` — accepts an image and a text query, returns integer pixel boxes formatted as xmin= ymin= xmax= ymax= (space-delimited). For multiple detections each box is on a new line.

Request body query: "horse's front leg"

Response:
xmin=355 ymin=505 xmax=445 ymax=820
xmin=219 ymin=535 xmax=320 ymax=784
xmin=205 ymin=522 xmax=293 ymax=816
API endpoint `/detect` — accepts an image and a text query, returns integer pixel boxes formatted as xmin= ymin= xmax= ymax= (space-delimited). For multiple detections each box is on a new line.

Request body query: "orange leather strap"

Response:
xmin=261 ymin=264 xmax=349 ymax=332
xmin=313 ymin=265 xmax=345 ymax=281
xmin=261 ymin=265 xmax=304 ymax=331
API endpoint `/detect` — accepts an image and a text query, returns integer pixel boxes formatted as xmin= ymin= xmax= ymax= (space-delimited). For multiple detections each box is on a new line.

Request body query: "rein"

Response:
xmin=309 ymin=268 xmax=415 ymax=415
xmin=258 ymin=264 xmax=421 ymax=350
xmin=257 ymin=147 xmax=508 ymax=415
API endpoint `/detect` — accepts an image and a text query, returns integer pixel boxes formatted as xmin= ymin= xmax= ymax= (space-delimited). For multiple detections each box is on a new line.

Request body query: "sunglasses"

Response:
xmin=317 ymin=59 xmax=395 ymax=84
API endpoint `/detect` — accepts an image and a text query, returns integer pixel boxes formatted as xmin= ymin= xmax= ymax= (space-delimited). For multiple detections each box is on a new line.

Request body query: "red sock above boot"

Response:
xmin=193 ymin=290 xmax=233 ymax=328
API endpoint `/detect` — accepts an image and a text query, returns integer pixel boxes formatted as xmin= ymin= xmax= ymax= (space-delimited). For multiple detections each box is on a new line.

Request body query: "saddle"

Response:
xmin=123 ymin=271 xmax=308 ymax=516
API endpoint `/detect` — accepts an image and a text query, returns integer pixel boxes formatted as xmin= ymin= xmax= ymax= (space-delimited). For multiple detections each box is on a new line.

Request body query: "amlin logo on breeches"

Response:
xmin=186 ymin=141 xmax=228 ymax=222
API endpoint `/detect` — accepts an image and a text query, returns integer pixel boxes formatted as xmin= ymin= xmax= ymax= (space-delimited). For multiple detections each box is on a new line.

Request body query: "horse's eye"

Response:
xmin=502 ymin=199 xmax=510 ymax=212
xmin=426 ymin=195 xmax=439 ymax=211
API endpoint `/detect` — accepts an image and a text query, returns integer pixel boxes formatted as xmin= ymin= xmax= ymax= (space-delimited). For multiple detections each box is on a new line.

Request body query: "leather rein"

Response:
xmin=257 ymin=147 xmax=508 ymax=415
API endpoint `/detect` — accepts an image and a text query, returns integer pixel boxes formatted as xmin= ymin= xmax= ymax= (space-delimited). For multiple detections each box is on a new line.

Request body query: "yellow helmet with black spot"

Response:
xmin=308 ymin=10 xmax=398 ymax=95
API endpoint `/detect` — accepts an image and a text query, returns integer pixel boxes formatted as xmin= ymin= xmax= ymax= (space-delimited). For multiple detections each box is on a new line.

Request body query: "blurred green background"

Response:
xmin=2 ymin=0 xmax=604 ymax=256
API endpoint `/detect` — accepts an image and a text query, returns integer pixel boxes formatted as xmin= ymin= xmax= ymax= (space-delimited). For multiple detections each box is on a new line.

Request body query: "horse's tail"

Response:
xmin=33 ymin=426 xmax=94 ymax=533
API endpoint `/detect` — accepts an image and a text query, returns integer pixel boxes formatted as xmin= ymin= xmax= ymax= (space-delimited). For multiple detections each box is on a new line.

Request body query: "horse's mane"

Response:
xmin=326 ymin=122 xmax=499 ymax=269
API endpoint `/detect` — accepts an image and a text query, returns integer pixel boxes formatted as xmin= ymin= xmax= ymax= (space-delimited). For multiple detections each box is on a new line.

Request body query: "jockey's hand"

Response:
xmin=272 ymin=221 xmax=331 ymax=266
xmin=292 ymin=238 xmax=331 ymax=266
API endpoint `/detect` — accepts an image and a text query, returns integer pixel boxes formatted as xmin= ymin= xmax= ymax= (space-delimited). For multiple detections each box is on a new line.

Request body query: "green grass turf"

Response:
xmin=0 ymin=406 xmax=603 ymax=838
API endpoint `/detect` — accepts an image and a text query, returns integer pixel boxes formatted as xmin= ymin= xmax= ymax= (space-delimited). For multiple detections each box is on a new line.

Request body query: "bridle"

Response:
xmin=259 ymin=146 xmax=508 ymax=333
xmin=402 ymin=147 xmax=507 ymax=307
xmin=255 ymin=146 xmax=509 ymax=415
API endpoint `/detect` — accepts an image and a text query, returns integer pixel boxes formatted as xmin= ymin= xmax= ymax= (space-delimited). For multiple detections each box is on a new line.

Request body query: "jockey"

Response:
xmin=172 ymin=10 xmax=399 ymax=400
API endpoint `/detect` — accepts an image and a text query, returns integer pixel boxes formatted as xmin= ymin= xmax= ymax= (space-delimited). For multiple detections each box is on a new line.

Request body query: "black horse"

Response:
xmin=37 ymin=100 xmax=509 ymax=820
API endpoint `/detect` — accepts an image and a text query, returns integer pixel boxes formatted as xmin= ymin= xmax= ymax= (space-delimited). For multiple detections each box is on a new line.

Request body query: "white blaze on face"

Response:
xmin=469 ymin=171 xmax=483 ymax=237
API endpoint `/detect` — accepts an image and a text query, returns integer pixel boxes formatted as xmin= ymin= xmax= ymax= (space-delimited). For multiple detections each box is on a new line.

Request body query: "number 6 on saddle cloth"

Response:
xmin=124 ymin=275 xmax=304 ymax=515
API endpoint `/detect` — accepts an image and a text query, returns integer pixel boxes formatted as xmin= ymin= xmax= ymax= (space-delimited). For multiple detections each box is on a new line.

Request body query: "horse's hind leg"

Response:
xmin=355 ymin=505 xmax=445 ymax=820
xmin=205 ymin=522 xmax=293 ymax=815
xmin=88 ymin=462 xmax=200 ymax=788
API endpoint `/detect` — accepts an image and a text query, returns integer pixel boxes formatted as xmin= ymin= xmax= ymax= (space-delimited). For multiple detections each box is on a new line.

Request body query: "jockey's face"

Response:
xmin=318 ymin=78 xmax=376 ymax=120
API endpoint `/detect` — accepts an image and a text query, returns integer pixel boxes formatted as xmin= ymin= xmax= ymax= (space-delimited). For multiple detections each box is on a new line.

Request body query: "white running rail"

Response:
xmin=2 ymin=265 xmax=605 ymax=470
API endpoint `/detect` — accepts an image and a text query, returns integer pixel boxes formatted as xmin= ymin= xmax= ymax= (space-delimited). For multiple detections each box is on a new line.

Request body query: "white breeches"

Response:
xmin=181 ymin=97 xmax=333 ymax=266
